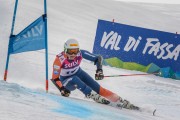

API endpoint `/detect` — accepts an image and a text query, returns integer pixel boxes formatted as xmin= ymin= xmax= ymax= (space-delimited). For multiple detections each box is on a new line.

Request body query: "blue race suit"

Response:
xmin=52 ymin=50 xmax=120 ymax=102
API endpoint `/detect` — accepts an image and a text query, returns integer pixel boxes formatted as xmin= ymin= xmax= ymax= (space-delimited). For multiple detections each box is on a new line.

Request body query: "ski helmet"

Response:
xmin=64 ymin=39 xmax=80 ymax=54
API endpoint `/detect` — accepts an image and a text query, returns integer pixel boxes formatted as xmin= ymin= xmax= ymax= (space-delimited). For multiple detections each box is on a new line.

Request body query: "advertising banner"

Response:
xmin=93 ymin=20 xmax=180 ymax=78
xmin=9 ymin=16 xmax=45 ymax=54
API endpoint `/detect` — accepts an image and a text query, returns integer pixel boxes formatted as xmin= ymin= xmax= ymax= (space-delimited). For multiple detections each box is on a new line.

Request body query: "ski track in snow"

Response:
xmin=0 ymin=80 xmax=153 ymax=120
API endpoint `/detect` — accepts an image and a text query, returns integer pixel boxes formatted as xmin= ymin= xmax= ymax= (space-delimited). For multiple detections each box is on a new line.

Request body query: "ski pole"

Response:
xmin=104 ymin=72 xmax=159 ymax=78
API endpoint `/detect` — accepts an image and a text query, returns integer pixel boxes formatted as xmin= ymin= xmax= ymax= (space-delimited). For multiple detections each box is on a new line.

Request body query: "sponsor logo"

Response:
xmin=54 ymin=71 xmax=59 ymax=75
xmin=15 ymin=24 xmax=44 ymax=42
xmin=64 ymin=60 xmax=79 ymax=68
xmin=101 ymin=31 xmax=179 ymax=61
xmin=70 ymin=44 xmax=78 ymax=46
xmin=54 ymin=65 xmax=60 ymax=70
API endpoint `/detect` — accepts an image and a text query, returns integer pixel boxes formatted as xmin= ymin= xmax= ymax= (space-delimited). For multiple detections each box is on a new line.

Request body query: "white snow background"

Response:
xmin=0 ymin=0 xmax=180 ymax=120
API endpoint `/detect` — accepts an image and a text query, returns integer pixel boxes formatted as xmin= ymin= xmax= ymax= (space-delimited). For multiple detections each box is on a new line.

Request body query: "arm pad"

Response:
xmin=51 ymin=78 xmax=62 ymax=91
xmin=94 ymin=55 xmax=103 ymax=70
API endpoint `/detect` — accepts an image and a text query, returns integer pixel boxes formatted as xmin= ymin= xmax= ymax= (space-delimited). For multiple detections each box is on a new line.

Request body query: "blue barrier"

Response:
xmin=93 ymin=20 xmax=180 ymax=80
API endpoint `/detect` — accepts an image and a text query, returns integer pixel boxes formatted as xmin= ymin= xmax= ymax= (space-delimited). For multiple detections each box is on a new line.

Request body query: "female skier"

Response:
xmin=51 ymin=39 xmax=137 ymax=109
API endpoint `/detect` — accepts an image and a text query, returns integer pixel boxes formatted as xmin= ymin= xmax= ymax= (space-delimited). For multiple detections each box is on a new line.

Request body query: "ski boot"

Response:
xmin=121 ymin=99 xmax=140 ymax=110
xmin=86 ymin=91 xmax=110 ymax=104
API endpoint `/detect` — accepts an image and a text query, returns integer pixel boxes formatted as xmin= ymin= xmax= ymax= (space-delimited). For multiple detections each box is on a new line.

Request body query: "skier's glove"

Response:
xmin=60 ymin=86 xmax=70 ymax=97
xmin=95 ymin=69 xmax=104 ymax=80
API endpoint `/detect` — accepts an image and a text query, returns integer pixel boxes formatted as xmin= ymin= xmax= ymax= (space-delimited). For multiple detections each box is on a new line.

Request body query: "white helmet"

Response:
xmin=64 ymin=39 xmax=80 ymax=53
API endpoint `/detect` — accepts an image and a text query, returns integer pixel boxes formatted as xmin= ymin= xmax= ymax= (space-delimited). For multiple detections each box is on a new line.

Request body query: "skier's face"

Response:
xmin=66 ymin=48 xmax=79 ymax=60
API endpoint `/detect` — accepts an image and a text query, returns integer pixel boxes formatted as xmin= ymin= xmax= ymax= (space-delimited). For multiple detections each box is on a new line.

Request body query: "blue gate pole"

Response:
xmin=44 ymin=0 xmax=49 ymax=92
xmin=4 ymin=0 xmax=19 ymax=81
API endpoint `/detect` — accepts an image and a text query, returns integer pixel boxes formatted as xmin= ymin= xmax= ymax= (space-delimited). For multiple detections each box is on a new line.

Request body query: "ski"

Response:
xmin=101 ymin=100 xmax=156 ymax=116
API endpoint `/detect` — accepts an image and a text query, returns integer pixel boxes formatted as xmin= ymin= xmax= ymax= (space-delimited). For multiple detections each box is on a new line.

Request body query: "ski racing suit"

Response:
xmin=52 ymin=50 xmax=120 ymax=102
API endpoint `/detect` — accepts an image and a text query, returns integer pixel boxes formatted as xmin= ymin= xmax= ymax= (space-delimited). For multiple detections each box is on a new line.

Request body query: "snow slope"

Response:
xmin=0 ymin=80 xmax=158 ymax=120
xmin=0 ymin=0 xmax=180 ymax=120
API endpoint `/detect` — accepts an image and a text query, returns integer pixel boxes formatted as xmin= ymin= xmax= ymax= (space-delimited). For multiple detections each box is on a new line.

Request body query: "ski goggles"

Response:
xmin=66 ymin=48 xmax=79 ymax=55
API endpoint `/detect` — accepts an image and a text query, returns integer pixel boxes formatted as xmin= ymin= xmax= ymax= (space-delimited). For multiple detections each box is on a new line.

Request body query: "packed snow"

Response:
xmin=0 ymin=0 xmax=180 ymax=120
